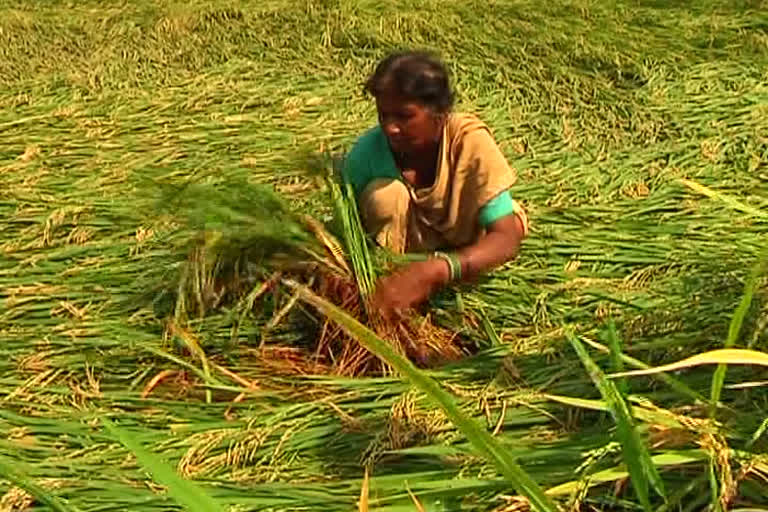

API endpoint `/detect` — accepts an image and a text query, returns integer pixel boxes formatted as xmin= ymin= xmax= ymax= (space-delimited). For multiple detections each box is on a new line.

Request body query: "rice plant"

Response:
xmin=1 ymin=0 xmax=767 ymax=510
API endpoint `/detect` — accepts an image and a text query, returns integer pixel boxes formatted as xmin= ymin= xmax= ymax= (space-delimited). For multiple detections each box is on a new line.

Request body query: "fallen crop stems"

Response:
xmin=153 ymin=175 xmax=466 ymax=377
xmin=1 ymin=1 xmax=767 ymax=510
xmin=284 ymin=280 xmax=558 ymax=512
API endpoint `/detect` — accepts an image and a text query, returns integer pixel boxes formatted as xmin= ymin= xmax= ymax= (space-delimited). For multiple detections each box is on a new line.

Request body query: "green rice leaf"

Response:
xmin=747 ymin=418 xmax=768 ymax=449
xmin=680 ymin=179 xmax=768 ymax=220
xmin=605 ymin=320 xmax=629 ymax=396
xmin=102 ymin=419 xmax=225 ymax=512
xmin=568 ymin=331 xmax=666 ymax=509
xmin=546 ymin=451 xmax=706 ymax=497
xmin=580 ymin=336 xmax=706 ymax=404
xmin=0 ymin=457 xmax=77 ymax=512
xmin=710 ymin=255 xmax=767 ymax=416
xmin=289 ymin=281 xmax=558 ymax=512
xmin=544 ymin=394 xmax=702 ymax=431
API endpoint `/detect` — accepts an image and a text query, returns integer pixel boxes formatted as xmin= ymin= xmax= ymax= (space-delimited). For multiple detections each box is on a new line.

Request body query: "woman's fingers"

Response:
xmin=371 ymin=282 xmax=407 ymax=323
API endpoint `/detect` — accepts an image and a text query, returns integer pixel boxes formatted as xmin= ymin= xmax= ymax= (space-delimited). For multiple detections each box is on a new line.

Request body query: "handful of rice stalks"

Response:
xmin=160 ymin=175 xmax=464 ymax=377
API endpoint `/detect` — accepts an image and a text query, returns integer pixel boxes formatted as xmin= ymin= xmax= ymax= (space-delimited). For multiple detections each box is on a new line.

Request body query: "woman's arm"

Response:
xmin=371 ymin=212 xmax=525 ymax=320
xmin=456 ymin=213 xmax=526 ymax=281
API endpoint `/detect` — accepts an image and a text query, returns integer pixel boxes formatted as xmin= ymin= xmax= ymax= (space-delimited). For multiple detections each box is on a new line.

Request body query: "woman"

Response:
xmin=342 ymin=51 xmax=529 ymax=320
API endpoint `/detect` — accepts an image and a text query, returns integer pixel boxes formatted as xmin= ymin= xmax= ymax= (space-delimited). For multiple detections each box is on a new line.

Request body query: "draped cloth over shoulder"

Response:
xmin=359 ymin=113 xmax=529 ymax=254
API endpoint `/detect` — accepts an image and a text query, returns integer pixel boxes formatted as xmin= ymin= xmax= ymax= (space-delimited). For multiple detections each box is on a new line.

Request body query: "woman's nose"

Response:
xmin=383 ymin=121 xmax=400 ymax=137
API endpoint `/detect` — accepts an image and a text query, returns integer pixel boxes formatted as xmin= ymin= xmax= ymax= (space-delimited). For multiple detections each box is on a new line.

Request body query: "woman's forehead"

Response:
xmin=375 ymin=92 xmax=425 ymax=112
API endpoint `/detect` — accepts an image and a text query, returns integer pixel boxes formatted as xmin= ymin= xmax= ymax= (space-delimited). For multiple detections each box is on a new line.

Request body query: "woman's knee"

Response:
xmin=359 ymin=178 xmax=410 ymax=225
xmin=358 ymin=179 xmax=410 ymax=252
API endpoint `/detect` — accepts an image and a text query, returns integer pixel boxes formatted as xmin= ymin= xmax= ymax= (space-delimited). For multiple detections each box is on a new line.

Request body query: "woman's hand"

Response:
xmin=371 ymin=212 xmax=527 ymax=322
xmin=371 ymin=258 xmax=449 ymax=322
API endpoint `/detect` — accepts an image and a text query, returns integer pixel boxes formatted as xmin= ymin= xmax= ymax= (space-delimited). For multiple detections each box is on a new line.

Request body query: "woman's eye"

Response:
xmin=398 ymin=111 xmax=414 ymax=122
xmin=378 ymin=110 xmax=414 ymax=125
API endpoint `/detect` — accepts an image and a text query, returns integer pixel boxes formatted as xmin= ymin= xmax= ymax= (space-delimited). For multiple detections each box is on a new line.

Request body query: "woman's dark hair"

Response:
xmin=364 ymin=51 xmax=454 ymax=113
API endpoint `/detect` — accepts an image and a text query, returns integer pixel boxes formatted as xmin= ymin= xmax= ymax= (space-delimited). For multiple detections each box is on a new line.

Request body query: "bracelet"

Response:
xmin=433 ymin=251 xmax=462 ymax=282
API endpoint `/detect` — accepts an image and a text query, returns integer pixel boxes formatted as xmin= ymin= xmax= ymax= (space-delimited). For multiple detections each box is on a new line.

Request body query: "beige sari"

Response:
xmin=359 ymin=113 xmax=529 ymax=254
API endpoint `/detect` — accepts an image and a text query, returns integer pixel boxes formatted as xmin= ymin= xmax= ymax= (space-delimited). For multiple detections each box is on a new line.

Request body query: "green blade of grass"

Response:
xmin=0 ymin=457 xmax=78 ymax=512
xmin=680 ymin=179 xmax=768 ymax=220
xmin=601 ymin=324 xmax=666 ymax=500
xmin=543 ymin=394 xmax=703 ymax=431
xmin=479 ymin=308 xmax=503 ymax=347
xmin=704 ymin=256 xmax=766 ymax=512
xmin=580 ymin=336 xmax=707 ymax=404
xmin=605 ymin=320 xmax=629 ymax=397
xmin=746 ymin=418 xmax=768 ymax=450
xmin=581 ymin=336 xmax=707 ymax=403
xmin=568 ymin=330 xmax=666 ymax=509
xmin=708 ymin=458 xmax=721 ymax=512
xmin=102 ymin=419 xmax=225 ymax=512
xmin=655 ymin=473 xmax=709 ymax=512
xmin=288 ymin=281 xmax=558 ymax=512
xmin=546 ymin=450 xmax=707 ymax=497
xmin=710 ymin=256 xmax=767 ymax=416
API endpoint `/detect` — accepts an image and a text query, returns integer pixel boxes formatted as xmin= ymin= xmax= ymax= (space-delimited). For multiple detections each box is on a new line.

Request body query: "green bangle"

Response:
xmin=433 ymin=251 xmax=462 ymax=281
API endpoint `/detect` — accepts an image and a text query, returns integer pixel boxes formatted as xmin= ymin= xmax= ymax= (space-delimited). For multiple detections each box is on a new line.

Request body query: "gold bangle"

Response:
xmin=433 ymin=251 xmax=461 ymax=281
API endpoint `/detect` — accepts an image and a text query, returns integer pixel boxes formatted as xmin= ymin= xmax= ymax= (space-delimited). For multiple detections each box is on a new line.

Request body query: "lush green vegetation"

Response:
xmin=1 ymin=0 xmax=767 ymax=510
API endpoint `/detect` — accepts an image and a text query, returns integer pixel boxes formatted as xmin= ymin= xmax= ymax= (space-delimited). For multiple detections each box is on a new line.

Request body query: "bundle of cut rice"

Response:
xmin=159 ymin=174 xmax=464 ymax=377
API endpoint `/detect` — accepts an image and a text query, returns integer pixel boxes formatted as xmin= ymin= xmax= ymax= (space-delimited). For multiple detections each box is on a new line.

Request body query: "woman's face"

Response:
xmin=375 ymin=91 xmax=443 ymax=156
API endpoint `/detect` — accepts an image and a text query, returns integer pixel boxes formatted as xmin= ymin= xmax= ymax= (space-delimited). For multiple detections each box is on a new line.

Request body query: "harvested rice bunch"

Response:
xmin=160 ymin=177 xmax=464 ymax=376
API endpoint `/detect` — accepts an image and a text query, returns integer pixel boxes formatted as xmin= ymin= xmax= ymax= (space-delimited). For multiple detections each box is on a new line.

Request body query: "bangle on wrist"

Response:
xmin=432 ymin=251 xmax=462 ymax=282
